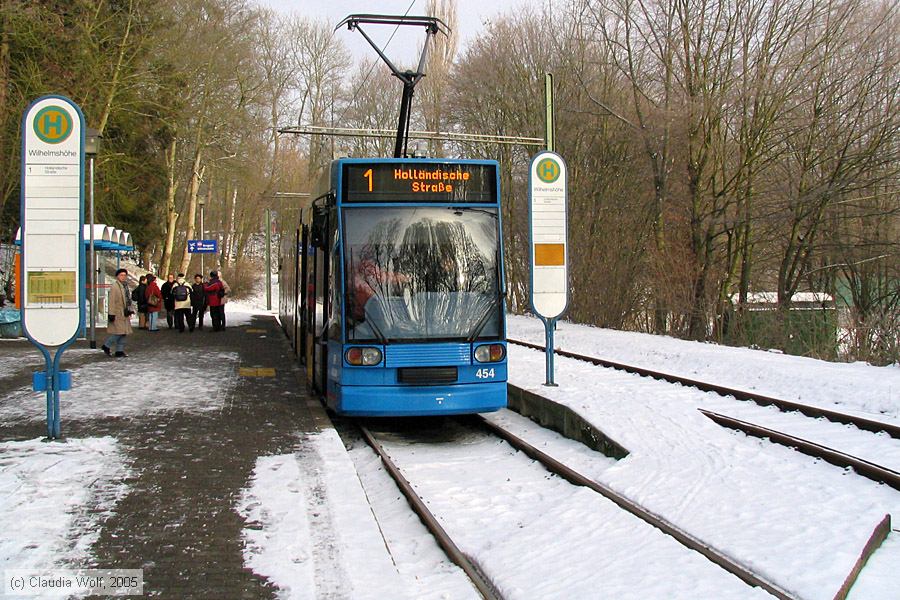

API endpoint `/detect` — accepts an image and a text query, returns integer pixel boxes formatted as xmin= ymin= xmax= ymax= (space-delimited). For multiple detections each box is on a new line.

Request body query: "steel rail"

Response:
xmin=507 ymin=338 xmax=900 ymax=439
xmin=475 ymin=416 xmax=798 ymax=600
xmin=358 ymin=425 xmax=502 ymax=600
xmin=698 ymin=409 xmax=900 ymax=491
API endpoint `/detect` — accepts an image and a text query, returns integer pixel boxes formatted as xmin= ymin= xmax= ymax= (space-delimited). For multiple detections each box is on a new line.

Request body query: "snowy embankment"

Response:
xmin=505 ymin=314 xmax=899 ymax=600
xmin=508 ymin=314 xmax=900 ymax=421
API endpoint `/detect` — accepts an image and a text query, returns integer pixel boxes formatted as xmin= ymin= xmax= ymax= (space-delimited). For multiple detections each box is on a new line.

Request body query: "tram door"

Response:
xmin=309 ymin=206 xmax=331 ymax=395
xmin=294 ymin=224 xmax=309 ymax=364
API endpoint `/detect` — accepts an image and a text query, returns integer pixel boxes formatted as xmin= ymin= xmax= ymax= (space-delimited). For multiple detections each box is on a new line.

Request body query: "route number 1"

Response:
xmin=363 ymin=168 xmax=373 ymax=192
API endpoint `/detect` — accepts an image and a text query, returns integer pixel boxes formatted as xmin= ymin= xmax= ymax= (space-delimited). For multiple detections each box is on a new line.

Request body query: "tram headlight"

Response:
xmin=345 ymin=347 xmax=383 ymax=366
xmin=474 ymin=343 xmax=505 ymax=363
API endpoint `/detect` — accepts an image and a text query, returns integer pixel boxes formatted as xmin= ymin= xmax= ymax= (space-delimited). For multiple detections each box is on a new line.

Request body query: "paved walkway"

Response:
xmin=0 ymin=314 xmax=333 ymax=598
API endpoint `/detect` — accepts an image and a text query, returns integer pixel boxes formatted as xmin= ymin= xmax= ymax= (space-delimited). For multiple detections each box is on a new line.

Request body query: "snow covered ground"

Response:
xmin=237 ymin=429 xmax=411 ymax=600
xmin=3 ymin=280 xmax=897 ymax=598
xmin=237 ymin=312 xmax=897 ymax=599
xmin=0 ymin=437 xmax=130 ymax=598
xmin=500 ymin=341 xmax=898 ymax=599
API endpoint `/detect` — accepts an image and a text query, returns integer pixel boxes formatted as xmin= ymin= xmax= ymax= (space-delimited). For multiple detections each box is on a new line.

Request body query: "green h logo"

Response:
xmin=33 ymin=106 xmax=73 ymax=144
xmin=537 ymin=157 xmax=561 ymax=183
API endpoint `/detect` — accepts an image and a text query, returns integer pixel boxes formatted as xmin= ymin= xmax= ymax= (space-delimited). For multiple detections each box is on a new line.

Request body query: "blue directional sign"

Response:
xmin=187 ymin=239 xmax=217 ymax=254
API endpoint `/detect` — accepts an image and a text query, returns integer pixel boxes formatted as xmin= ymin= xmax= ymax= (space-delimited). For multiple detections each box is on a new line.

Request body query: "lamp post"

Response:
xmin=198 ymin=196 xmax=205 ymax=277
xmin=85 ymin=128 xmax=102 ymax=348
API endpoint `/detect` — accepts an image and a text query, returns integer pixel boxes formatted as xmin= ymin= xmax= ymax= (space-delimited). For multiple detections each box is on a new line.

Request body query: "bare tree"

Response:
xmin=419 ymin=0 xmax=459 ymax=157
xmin=289 ymin=17 xmax=350 ymax=179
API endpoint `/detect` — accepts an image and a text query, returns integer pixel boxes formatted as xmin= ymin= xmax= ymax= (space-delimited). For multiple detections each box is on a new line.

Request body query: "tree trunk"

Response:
xmin=222 ymin=184 xmax=237 ymax=269
xmin=177 ymin=154 xmax=205 ymax=274
xmin=159 ymin=137 xmax=179 ymax=275
xmin=96 ymin=0 xmax=135 ymax=135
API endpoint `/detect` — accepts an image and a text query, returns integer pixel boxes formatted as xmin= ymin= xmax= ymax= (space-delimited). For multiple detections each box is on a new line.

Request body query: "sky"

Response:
xmin=252 ymin=0 xmax=540 ymax=65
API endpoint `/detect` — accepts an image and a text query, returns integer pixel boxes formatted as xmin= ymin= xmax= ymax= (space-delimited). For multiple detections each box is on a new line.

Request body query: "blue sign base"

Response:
xmin=33 ymin=370 xmax=71 ymax=392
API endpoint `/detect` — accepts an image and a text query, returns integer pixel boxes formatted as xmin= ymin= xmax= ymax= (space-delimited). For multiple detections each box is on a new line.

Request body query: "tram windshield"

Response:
xmin=343 ymin=206 xmax=502 ymax=343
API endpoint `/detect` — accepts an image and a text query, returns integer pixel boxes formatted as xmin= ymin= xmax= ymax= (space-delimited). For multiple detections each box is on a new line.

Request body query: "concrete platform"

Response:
xmin=0 ymin=315 xmax=408 ymax=598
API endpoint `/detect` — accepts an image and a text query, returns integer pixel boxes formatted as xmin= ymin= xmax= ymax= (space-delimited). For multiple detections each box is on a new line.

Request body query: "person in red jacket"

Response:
xmin=145 ymin=274 xmax=163 ymax=332
xmin=203 ymin=271 xmax=226 ymax=331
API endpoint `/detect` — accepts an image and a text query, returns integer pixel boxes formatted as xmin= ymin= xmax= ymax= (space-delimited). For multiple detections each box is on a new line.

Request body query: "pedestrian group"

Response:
xmin=102 ymin=269 xmax=231 ymax=358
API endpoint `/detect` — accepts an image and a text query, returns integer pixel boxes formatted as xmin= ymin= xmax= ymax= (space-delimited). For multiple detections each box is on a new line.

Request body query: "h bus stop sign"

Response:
xmin=529 ymin=150 xmax=568 ymax=385
xmin=20 ymin=95 xmax=85 ymax=439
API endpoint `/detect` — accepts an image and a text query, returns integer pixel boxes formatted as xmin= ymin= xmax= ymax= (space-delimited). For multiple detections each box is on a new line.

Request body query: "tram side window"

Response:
xmin=327 ymin=224 xmax=341 ymax=339
xmin=312 ymin=207 xmax=329 ymax=340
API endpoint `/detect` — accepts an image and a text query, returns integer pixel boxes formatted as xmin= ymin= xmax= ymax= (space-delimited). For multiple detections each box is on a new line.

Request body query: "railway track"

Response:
xmin=507 ymin=338 xmax=900 ymax=438
xmin=358 ymin=424 xmax=501 ymax=600
xmin=508 ymin=338 xmax=900 ymax=491
xmin=359 ymin=417 xmax=797 ymax=600
xmin=699 ymin=409 xmax=900 ymax=491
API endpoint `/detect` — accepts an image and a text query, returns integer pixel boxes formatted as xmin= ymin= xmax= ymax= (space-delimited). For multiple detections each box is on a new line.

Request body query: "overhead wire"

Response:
xmin=331 ymin=0 xmax=418 ymax=134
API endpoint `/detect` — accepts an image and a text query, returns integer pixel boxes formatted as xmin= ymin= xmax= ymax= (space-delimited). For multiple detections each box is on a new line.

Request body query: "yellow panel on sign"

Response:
xmin=534 ymin=244 xmax=565 ymax=266
xmin=27 ymin=271 xmax=76 ymax=304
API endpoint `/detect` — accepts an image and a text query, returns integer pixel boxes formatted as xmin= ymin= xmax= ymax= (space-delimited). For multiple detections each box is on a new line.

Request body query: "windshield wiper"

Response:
xmin=449 ymin=206 xmax=498 ymax=218
xmin=466 ymin=291 xmax=506 ymax=342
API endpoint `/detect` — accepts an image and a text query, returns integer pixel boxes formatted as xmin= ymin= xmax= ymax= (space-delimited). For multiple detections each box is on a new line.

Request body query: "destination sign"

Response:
xmin=342 ymin=162 xmax=497 ymax=203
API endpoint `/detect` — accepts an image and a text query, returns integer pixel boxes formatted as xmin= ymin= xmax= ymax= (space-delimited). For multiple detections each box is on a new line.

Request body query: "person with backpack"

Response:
xmin=171 ymin=273 xmax=192 ymax=333
xmin=189 ymin=273 xmax=207 ymax=331
xmin=131 ymin=275 xmax=148 ymax=329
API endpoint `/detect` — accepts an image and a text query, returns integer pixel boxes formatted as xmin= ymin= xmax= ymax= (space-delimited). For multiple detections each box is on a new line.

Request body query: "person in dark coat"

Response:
xmin=145 ymin=274 xmax=162 ymax=331
xmin=102 ymin=268 xmax=134 ymax=357
xmin=203 ymin=271 xmax=226 ymax=331
xmin=190 ymin=273 xmax=207 ymax=331
xmin=161 ymin=273 xmax=176 ymax=329
xmin=132 ymin=275 xmax=148 ymax=329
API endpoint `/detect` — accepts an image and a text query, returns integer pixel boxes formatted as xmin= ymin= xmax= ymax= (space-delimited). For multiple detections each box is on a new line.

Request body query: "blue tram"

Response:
xmin=279 ymin=157 xmax=508 ymax=416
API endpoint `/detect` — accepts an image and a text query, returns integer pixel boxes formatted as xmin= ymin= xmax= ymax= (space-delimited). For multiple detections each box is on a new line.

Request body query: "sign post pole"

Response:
xmin=89 ymin=157 xmax=95 ymax=346
xmin=20 ymin=95 xmax=85 ymax=439
xmin=198 ymin=197 xmax=205 ymax=277
xmin=529 ymin=150 xmax=568 ymax=387
xmin=266 ymin=208 xmax=272 ymax=311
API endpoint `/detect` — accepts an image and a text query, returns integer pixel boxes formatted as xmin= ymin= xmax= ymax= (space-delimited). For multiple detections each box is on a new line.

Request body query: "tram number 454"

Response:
xmin=475 ymin=368 xmax=496 ymax=379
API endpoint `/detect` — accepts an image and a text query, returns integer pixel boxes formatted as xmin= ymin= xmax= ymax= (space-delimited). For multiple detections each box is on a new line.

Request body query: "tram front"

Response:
xmin=333 ymin=159 xmax=507 ymax=416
